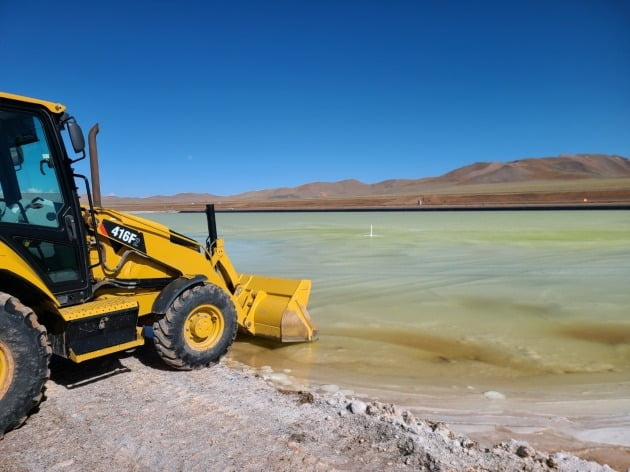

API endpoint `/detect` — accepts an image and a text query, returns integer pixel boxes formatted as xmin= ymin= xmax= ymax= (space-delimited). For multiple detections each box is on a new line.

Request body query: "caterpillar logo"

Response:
xmin=99 ymin=220 xmax=147 ymax=253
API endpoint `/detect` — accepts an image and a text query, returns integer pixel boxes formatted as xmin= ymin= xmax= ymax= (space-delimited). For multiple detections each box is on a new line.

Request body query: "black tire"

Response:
xmin=152 ymin=283 xmax=238 ymax=370
xmin=0 ymin=292 xmax=51 ymax=436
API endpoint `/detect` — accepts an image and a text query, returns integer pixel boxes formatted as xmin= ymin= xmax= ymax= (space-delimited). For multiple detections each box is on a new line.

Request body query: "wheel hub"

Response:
xmin=184 ymin=305 xmax=224 ymax=350
xmin=191 ymin=314 xmax=214 ymax=338
xmin=0 ymin=340 xmax=15 ymax=398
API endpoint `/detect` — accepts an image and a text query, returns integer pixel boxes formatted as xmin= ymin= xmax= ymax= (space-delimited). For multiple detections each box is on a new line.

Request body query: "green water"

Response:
xmin=147 ymin=211 xmax=630 ymax=395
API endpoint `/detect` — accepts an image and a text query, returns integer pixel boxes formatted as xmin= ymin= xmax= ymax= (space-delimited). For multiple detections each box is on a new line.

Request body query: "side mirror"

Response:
xmin=67 ymin=120 xmax=85 ymax=154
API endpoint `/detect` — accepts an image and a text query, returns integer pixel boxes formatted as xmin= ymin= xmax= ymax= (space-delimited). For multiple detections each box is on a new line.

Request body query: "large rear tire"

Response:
xmin=153 ymin=284 xmax=238 ymax=370
xmin=0 ymin=293 xmax=51 ymax=436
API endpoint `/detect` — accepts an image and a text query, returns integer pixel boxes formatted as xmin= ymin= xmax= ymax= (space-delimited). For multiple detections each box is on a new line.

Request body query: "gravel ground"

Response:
xmin=0 ymin=346 xmax=619 ymax=472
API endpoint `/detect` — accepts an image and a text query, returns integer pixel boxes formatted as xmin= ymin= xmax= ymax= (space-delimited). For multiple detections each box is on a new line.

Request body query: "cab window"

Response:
xmin=0 ymin=110 xmax=65 ymax=228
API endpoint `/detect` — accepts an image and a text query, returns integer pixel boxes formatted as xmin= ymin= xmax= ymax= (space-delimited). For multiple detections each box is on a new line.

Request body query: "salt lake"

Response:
xmin=147 ymin=210 xmax=630 ymax=448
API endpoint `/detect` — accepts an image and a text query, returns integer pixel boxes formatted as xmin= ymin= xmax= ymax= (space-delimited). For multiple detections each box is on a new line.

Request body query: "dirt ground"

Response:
xmin=0 ymin=346 xmax=620 ymax=472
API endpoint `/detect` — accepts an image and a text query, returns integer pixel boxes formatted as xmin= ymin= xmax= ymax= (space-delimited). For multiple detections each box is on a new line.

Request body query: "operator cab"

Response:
xmin=0 ymin=97 xmax=91 ymax=305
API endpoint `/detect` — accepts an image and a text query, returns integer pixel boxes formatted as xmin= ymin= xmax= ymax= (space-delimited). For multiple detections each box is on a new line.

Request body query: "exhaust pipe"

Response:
xmin=205 ymin=204 xmax=218 ymax=249
xmin=88 ymin=124 xmax=102 ymax=208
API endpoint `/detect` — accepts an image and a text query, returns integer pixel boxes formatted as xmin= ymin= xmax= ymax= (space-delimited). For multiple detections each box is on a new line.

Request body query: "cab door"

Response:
xmin=0 ymin=103 xmax=90 ymax=305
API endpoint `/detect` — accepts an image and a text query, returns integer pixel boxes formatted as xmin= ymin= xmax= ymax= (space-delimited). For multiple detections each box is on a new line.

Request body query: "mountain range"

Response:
xmin=101 ymin=154 xmax=630 ymax=210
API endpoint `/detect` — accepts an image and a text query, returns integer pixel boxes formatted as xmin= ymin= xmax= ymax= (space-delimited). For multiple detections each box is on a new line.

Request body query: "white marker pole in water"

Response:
xmin=369 ymin=224 xmax=373 ymax=237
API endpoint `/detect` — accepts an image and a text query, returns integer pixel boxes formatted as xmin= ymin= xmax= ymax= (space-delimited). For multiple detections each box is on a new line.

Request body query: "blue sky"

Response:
xmin=1 ymin=1 xmax=628 ymax=197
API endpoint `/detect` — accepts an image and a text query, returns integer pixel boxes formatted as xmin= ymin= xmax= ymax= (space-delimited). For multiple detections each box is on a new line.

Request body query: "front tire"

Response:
xmin=153 ymin=284 xmax=238 ymax=370
xmin=0 ymin=293 xmax=51 ymax=436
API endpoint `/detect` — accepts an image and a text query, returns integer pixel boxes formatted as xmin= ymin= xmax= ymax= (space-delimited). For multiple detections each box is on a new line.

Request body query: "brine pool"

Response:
xmin=146 ymin=210 xmax=630 ymax=448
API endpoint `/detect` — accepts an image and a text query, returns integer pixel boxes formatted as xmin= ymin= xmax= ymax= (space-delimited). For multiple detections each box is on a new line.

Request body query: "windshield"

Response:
xmin=0 ymin=109 xmax=65 ymax=227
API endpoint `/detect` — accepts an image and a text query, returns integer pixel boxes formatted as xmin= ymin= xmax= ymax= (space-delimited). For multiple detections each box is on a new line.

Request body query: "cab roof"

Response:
xmin=0 ymin=91 xmax=66 ymax=114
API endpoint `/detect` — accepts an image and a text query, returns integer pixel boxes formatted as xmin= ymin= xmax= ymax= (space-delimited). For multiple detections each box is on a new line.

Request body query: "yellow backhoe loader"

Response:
xmin=0 ymin=92 xmax=317 ymax=435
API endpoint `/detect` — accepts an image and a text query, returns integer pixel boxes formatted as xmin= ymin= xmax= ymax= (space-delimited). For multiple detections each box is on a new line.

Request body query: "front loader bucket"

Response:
xmin=237 ymin=274 xmax=318 ymax=342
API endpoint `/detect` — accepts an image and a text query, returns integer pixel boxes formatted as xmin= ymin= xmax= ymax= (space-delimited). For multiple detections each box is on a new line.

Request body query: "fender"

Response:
xmin=0 ymin=240 xmax=58 ymax=307
xmin=151 ymin=275 xmax=207 ymax=315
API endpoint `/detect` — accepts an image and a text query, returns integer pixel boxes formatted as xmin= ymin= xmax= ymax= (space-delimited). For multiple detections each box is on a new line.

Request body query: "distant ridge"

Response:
xmin=100 ymin=153 xmax=630 ymax=208
xmin=225 ymin=153 xmax=630 ymax=200
xmin=434 ymin=154 xmax=630 ymax=185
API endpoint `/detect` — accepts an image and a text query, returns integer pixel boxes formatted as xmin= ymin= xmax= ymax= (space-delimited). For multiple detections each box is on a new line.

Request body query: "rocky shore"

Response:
xmin=0 ymin=347 xmax=619 ymax=471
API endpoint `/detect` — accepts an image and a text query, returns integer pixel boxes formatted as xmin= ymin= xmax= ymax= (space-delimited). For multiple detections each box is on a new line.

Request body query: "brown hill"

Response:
xmin=99 ymin=154 xmax=630 ymax=209
xmin=234 ymin=179 xmax=367 ymax=200
xmin=434 ymin=154 xmax=630 ymax=185
xmin=226 ymin=154 xmax=630 ymax=201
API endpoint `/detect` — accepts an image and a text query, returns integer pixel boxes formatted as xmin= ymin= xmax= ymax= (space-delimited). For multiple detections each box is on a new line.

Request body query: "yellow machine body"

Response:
xmin=0 ymin=240 xmax=59 ymax=304
xmin=87 ymin=208 xmax=317 ymax=345
xmin=0 ymin=91 xmax=317 ymax=365
xmin=0 ymin=92 xmax=66 ymax=114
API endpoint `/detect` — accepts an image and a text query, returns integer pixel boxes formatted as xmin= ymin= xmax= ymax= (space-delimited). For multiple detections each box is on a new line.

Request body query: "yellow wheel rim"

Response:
xmin=0 ymin=340 xmax=15 ymax=398
xmin=183 ymin=304 xmax=224 ymax=351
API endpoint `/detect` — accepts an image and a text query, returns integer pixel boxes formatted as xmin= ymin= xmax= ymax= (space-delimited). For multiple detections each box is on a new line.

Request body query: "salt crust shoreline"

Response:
xmin=0 ymin=349 xmax=618 ymax=471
